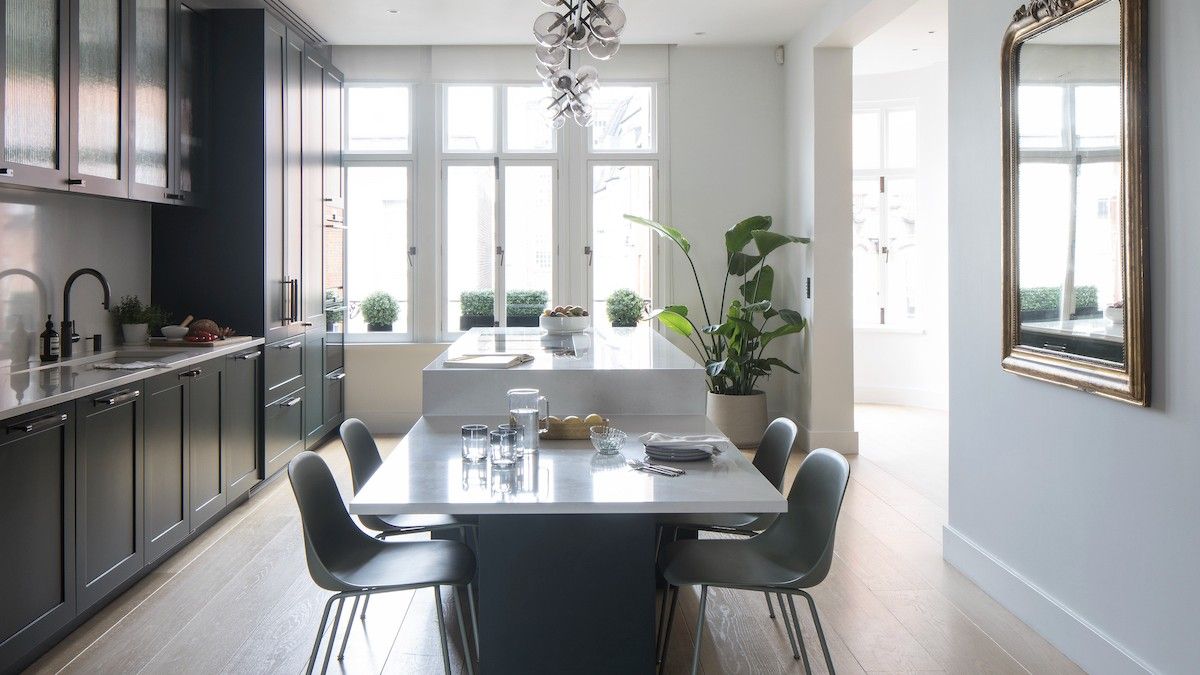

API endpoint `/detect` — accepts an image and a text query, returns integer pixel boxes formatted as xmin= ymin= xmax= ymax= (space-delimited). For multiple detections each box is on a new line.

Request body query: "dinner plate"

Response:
xmin=645 ymin=444 xmax=716 ymax=462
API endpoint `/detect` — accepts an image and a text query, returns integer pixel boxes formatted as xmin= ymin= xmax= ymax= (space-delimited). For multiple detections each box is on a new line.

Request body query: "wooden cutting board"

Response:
xmin=145 ymin=335 xmax=255 ymax=348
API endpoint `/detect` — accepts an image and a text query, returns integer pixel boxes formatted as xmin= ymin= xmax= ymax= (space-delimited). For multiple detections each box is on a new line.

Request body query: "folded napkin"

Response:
xmin=93 ymin=361 xmax=169 ymax=370
xmin=638 ymin=432 xmax=725 ymax=454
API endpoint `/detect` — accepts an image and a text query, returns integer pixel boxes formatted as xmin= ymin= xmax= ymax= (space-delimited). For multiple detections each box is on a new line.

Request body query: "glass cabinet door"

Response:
xmin=69 ymin=0 xmax=127 ymax=196
xmin=175 ymin=2 xmax=205 ymax=203
xmin=128 ymin=0 xmax=171 ymax=201
xmin=1 ymin=0 xmax=69 ymax=188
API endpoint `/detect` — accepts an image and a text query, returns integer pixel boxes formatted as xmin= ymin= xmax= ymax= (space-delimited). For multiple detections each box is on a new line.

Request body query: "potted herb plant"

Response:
xmin=111 ymin=295 xmax=167 ymax=345
xmin=625 ymin=214 xmax=809 ymax=447
xmin=506 ymin=289 xmax=550 ymax=327
xmin=360 ymin=291 xmax=399 ymax=332
xmin=606 ymin=289 xmax=643 ymax=327
xmin=460 ymin=290 xmax=495 ymax=330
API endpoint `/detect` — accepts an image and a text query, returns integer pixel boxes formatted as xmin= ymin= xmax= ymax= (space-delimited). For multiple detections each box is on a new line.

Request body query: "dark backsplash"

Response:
xmin=0 ymin=189 xmax=151 ymax=368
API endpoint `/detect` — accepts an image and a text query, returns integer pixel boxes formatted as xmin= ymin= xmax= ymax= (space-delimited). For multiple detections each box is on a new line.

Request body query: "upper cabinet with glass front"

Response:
xmin=1002 ymin=0 xmax=1147 ymax=404
xmin=68 ymin=0 xmax=127 ymax=197
xmin=0 ymin=0 xmax=70 ymax=189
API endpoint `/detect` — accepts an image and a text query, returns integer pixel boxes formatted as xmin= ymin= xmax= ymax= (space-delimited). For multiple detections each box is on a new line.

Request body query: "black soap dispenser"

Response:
xmin=40 ymin=315 xmax=60 ymax=363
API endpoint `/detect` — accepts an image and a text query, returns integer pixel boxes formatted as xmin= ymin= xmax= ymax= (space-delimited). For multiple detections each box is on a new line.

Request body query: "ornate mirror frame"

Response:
xmin=1001 ymin=0 xmax=1148 ymax=405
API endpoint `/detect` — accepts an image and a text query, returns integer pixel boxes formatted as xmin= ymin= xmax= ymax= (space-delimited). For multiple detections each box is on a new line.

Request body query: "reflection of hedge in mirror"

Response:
xmin=1019 ymin=285 xmax=1098 ymax=314
xmin=459 ymin=290 xmax=549 ymax=317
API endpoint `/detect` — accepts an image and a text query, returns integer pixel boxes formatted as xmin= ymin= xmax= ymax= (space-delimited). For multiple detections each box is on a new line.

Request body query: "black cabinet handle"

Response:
xmin=281 ymin=397 xmax=302 ymax=408
xmin=327 ymin=372 xmax=346 ymax=381
xmin=179 ymin=369 xmax=203 ymax=378
xmin=96 ymin=389 xmax=141 ymax=406
xmin=234 ymin=351 xmax=260 ymax=360
xmin=300 ymin=321 xmax=313 ymax=327
xmin=165 ymin=192 xmax=183 ymax=200
xmin=0 ymin=168 xmax=13 ymax=177
xmin=277 ymin=341 xmax=302 ymax=350
xmin=67 ymin=178 xmax=86 ymax=186
xmin=322 ymin=197 xmax=333 ymax=202
xmin=7 ymin=413 xmax=67 ymax=434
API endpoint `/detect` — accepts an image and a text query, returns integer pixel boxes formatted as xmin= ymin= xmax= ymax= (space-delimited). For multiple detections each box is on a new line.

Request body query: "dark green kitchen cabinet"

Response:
xmin=173 ymin=2 xmax=207 ymax=205
xmin=0 ymin=404 xmax=75 ymax=668
xmin=144 ymin=368 xmax=189 ymax=563
xmin=303 ymin=328 xmax=324 ymax=446
xmin=224 ymin=348 xmax=261 ymax=499
xmin=324 ymin=368 xmax=344 ymax=429
xmin=75 ymin=385 xmax=144 ymax=608
xmin=186 ymin=362 xmax=225 ymax=530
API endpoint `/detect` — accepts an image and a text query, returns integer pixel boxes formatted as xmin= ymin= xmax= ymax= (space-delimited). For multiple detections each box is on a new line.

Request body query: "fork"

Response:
xmin=627 ymin=459 xmax=683 ymax=476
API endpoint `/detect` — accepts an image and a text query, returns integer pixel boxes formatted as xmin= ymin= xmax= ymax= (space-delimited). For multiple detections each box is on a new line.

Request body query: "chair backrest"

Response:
xmin=753 ymin=448 xmax=850 ymax=587
xmin=753 ymin=417 xmax=798 ymax=491
xmin=340 ymin=418 xmax=383 ymax=494
xmin=287 ymin=451 xmax=372 ymax=591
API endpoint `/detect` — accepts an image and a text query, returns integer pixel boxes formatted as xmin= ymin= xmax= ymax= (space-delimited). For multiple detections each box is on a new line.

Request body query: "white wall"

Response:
xmin=852 ymin=63 xmax=948 ymax=410
xmin=945 ymin=1 xmax=1199 ymax=672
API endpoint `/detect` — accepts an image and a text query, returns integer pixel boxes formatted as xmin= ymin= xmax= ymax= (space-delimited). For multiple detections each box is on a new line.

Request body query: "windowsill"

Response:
xmin=854 ymin=324 xmax=926 ymax=335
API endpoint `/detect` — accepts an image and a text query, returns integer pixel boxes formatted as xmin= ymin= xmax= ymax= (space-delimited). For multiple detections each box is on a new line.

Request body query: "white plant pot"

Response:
xmin=706 ymin=391 xmax=768 ymax=449
xmin=122 ymin=323 xmax=149 ymax=345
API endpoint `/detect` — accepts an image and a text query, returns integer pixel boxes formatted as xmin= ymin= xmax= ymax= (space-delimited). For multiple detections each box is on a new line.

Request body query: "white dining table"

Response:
xmin=350 ymin=414 xmax=787 ymax=674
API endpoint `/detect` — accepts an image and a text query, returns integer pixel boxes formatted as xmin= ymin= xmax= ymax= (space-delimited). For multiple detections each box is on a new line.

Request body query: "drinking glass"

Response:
xmin=490 ymin=428 xmax=519 ymax=467
xmin=498 ymin=423 xmax=524 ymax=456
xmin=461 ymin=424 xmax=489 ymax=462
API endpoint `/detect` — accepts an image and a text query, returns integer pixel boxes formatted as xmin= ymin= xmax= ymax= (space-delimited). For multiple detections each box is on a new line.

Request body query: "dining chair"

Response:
xmin=340 ymin=417 xmax=480 ymax=644
xmin=287 ymin=451 xmax=477 ymax=675
xmin=655 ymin=417 xmax=797 ymax=635
xmin=657 ymin=448 xmax=851 ymax=675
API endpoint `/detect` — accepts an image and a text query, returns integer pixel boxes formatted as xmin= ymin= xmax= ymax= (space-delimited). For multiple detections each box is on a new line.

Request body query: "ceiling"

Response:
xmin=283 ymin=0 xmax=826 ymax=46
xmin=853 ymin=0 xmax=947 ymax=76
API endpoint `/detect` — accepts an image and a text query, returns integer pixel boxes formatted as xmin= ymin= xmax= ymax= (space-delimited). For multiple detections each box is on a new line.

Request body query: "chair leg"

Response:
xmin=786 ymin=593 xmax=812 ymax=673
xmin=657 ymin=585 xmax=680 ymax=667
xmin=320 ymin=597 xmax=346 ymax=675
xmin=466 ymin=582 xmax=481 ymax=660
xmin=802 ymin=591 xmax=835 ymax=674
xmin=360 ymin=593 xmax=370 ymax=620
xmin=433 ymin=586 xmax=452 ymax=675
xmin=776 ymin=592 xmax=800 ymax=661
xmin=764 ymin=590 xmax=776 ymax=619
xmin=454 ymin=586 xmax=476 ymax=675
xmin=337 ymin=595 xmax=361 ymax=660
xmin=304 ymin=595 xmax=339 ymax=675
xmin=690 ymin=586 xmax=708 ymax=675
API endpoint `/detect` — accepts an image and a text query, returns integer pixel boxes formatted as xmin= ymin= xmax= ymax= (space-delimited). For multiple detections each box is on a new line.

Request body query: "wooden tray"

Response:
xmin=146 ymin=335 xmax=254 ymax=348
xmin=540 ymin=414 xmax=609 ymax=440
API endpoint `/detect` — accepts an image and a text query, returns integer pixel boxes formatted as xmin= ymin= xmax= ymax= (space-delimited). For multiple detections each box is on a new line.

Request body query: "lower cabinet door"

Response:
xmin=187 ymin=362 xmax=227 ymax=530
xmin=145 ymin=371 xmax=189 ymax=563
xmin=304 ymin=329 xmax=325 ymax=446
xmin=265 ymin=387 xmax=305 ymax=478
xmin=324 ymin=368 xmax=345 ymax=428
xmin=224 ymin=349 xmax=262 ymax=499
xmin=76 ymin=387 xmax=145 ymax=608
xmin=0 ymin=404 xmax=76 ymax=668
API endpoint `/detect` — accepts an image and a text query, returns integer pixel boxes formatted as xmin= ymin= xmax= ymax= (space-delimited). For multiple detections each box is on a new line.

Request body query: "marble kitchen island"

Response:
xmin=422 ymin=326 xmax=706 ymax=415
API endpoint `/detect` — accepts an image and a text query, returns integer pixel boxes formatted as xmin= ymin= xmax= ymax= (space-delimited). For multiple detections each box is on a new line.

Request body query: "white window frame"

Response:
xmin=584 ymin=159 xmax=660 ymax=317
xmin=586 ymin=82 xmax=660 ymax=155
xmin=344 ymin=82 xmax=415 ymax=155
xmin=853 ymin=100 xmax=919 ymax=328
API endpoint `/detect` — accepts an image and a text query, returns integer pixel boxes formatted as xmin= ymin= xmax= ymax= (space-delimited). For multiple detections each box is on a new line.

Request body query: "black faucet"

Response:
xmin=61 ymin=268 xmax=111 ymax=357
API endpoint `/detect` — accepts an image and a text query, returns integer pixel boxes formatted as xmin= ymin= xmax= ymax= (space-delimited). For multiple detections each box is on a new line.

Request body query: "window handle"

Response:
xmin=584 ymin=245 xmax=593 ymax=267
xmin=408 ymin=246 xmax=417 ymax=268
xmin=496 ymin=245 xmax=505 ymax=266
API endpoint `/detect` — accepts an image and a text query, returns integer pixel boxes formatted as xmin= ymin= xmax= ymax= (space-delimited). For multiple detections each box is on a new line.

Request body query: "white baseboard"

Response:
xmin=943 ymin=525 xmax=1154 ymax=675
xmin=798 ymin=425 xmax=859 ymax=455
xmin=854 ymin=384 xmax=948 ymax=410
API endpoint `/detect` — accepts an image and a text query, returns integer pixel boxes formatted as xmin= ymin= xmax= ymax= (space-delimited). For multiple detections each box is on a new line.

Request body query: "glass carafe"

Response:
xmin=506 ymin=388 xmax=549 ymax=454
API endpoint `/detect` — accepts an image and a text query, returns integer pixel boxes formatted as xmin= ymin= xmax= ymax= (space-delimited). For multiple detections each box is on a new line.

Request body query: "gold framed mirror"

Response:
xmin=1001 ymin=0 xmax=1147 ymax=405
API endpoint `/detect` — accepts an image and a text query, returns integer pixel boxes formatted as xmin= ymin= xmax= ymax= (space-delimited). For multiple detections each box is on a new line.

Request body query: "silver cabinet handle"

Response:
xmin=234 ymin=351 xmax=260 ymax=360
xmin=8 ymin=413 xmax=67 ymax=433
xmin=97 ymin=389 xmax=141 ymax=406
xmin=326 ymin=372 xmax=346 ymax=380
xmin=277 ymin=341 xmax=302 ymax=350
xmin=179 ymin=369 xmax=203 ymax=378
xmin=0 ymin=168 xmax=13 ymax=177
xmin=281 ymin=397 xmax=302 ymax=408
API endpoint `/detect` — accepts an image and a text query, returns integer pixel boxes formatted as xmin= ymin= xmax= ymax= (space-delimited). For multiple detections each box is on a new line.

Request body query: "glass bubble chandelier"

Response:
xmin=532 ymin=0 xmax=626 ymax=127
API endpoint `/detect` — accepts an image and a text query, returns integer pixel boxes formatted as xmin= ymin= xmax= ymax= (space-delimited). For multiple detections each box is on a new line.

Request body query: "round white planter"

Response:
xmin=121 ymin=323 xmax=149 ymax=345
xmin=707 ymin=391 xmax=767 ymax=449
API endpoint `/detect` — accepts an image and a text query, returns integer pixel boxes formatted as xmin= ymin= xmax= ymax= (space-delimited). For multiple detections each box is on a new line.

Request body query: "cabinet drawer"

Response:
xmin=324 ymin=369 xmax=345 ymax=427
xmin=265 ymin=337 xmax=304 ymax=395
xmin=264 ymin=387 xmax=305 ymax=478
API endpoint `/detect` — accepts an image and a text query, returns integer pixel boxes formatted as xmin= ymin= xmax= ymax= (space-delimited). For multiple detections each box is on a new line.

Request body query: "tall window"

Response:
xmin=853 ymin=103 xmax=918 ymax=326
xmin=344 ymin=84 xmax=413 ymax=339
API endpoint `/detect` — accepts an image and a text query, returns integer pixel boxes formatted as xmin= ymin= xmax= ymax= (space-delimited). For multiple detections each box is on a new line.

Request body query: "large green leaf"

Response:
xmin=727 ymin=252 xmax=763 ymax=276
xmin=777 ymin=308 xmax=805 ymax=325
xmin=724 ymin=215 xmax=772 ymax=255
xmin=762 ymin=357 xmax=800 ymax=374
xmin=760 ymin=316 xmax=807 ymax=348
xmin=743 ymin=300 xmax=772 ymax=314
xmin=727 ymin=317 xmax=761 ymax=338
xmin=706 ymin=359 xmax=728 ymax=377
xmin=664 ymin=304 xmax=688 ymax=317
xmin=625 ymin=215 xmax=691 ymax=254
xmin=647 ymin=308 xmax=693 ymax=336
xmin=750 ymin=230 xmax=810 ymax=258
xmin=739 ymin=265 xmax=774 ymax=304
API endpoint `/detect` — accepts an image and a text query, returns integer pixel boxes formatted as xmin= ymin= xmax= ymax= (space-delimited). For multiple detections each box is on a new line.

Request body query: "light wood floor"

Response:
xmin=29 ymin=405 xmax=1081 ymax=674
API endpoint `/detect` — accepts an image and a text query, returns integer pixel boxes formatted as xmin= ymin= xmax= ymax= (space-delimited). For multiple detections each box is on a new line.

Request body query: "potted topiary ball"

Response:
xmin=360 ymin=291 xmax=399 ymax=332
xmin=606 ymin=289 xmax=643 ymax=327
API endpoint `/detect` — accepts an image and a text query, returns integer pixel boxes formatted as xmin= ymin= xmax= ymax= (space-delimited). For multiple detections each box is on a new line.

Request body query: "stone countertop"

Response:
xmin=350 ymin=414 xmax=786 ymax=516
xmin=424 ymin=326 xmax=703 ymax=372
xmin=0 ymin=339 xmax=265 ymax=423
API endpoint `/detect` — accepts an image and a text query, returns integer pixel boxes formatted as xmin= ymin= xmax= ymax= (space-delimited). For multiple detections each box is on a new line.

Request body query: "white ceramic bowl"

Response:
xmin=161 ymin=325 xmax=189 ymax=341
xmin=540 ymin=314 xmax=590 ymax=334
